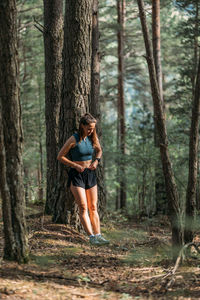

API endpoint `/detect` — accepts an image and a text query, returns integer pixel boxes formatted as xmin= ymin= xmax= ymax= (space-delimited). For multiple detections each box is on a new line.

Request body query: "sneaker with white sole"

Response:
xmin=96 ymin=235 xmax=110 ymax=245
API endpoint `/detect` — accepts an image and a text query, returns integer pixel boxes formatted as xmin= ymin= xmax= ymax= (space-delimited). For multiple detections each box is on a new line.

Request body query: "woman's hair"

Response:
xmin=78 ymin=113 xmax=98 ymax=148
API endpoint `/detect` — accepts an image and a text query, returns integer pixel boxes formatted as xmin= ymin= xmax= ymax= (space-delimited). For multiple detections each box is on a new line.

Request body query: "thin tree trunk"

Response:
xmin=152 ymin=0 xmax=163 ymax=101
xmin=152 ymin=0 xmax=167 ymax=214
xmin=0 ymin=0 xmax=29 ymax=262
xmin=137 ymin=0 xmax=183 ymax=259
xmin=184 ymin=51 xmax=200 ymax=244
xmin=53 ymin=0 xmax=93 ymax=225
xmin=24 ymin=167 xmax=29 ymax=205
xmin=43 ymin=0 xmax=63 ymax=214
xmin=90 ymin=0 xmax=106 ymax=220
xmin=37 ymin=166 xmax=43 ymax=202
xmin=117 ymin=0 xmax=126 ymax=209
xmin=38 ymin=74 xmax=44 ymax=202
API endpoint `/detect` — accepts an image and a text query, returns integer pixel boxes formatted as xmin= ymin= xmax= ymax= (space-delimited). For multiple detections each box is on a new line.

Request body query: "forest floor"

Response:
xmin=0 ymin=205 xmax=200 ymax=299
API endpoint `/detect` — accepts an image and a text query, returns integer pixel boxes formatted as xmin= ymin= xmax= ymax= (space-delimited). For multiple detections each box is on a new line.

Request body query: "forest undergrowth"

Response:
xmin=0 ymin=205 xmax=200 ymax=299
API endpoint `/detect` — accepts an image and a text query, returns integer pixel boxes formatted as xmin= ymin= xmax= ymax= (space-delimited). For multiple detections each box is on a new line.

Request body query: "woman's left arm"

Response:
xmin=89 ymin=138 xmax=102 ymax=170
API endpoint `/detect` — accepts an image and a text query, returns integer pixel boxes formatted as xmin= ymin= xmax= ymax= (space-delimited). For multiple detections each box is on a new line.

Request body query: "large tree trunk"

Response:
xmin=43 ymin=0 xmax=63 ymax=214
xmin=90 ymin=0 xmax=106 ymax=220
xmin=194 ymin=1 xmax=200 ymax=212
xmin=53 ymin=0 xmax=93 ymax=224
xmin=184 ymin=51 xmax=200 ymax=243
xmin=137 ymin=0 xmax=183 ymax=259
xmin=152 ymin=0 xmax=167 ymax=214
xmin=0 ymin=0 xmax=29 ymax=262
xmin=117 ymin=0 xmax=126 ymax=209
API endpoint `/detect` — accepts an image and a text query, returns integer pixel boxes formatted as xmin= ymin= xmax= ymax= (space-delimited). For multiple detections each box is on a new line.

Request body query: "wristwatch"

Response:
xmin=95 ymin=157 xmax=101 ymax=163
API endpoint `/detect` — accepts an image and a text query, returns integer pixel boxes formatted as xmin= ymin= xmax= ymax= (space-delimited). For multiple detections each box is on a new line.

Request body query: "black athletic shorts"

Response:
xmin=67 ymin=168 xmax=97 ymax=190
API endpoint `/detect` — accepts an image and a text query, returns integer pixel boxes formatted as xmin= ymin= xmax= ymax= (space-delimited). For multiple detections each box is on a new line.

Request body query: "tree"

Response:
xmin=137 ymin=0 xmax=183 ymax=259
xmin=174 ymin=0 xmax=200 ymax=242
xmin=0 ymin=0 xmax=29 ymax=262
xmin=90 ymin=0 xmax=106 ymax=219
xmin=184 ymin=53 xmax=200 ymax=243
xmin=43 ymin=0 xmax=64 ymax=214
xmin=53 ymin=0 xmax=93 ymax=224
xmin=152 ymin=0 xmax=167 ymax=214
xmin=117 ymin=0 xmax=126 ymax=209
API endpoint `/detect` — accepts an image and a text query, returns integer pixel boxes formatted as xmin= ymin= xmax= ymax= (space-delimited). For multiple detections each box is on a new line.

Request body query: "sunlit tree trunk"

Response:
xmin=152 ymin=0 xmax=167 ymax=214
xmin=53 ymin=0 xmax=93 ymax=225
xmin=0 ymin=0 xmax=29 ymax=262
xmin=43 ymin=0 xmax=63 ymax=214
xmin=117 ymin=0 xmax=126 ymax=209
xmin=90 ymin=0 xmax=106 ymax=220
xmin=137 ymin=0 xmax=183 ymax=259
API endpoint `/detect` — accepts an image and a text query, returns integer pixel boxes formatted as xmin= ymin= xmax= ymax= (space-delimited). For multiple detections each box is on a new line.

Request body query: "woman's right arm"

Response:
xmin=57 ymin=136 xmax=83 ymax=171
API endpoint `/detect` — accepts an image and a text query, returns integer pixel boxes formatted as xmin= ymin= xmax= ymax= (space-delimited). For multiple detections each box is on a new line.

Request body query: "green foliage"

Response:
xmin=18 ymin=0 xmax=200 ymax=216
xmin=18 ymin=0 xmax=46 ymax=202
xmin=100 ymin=0 xmax=200 ymax=216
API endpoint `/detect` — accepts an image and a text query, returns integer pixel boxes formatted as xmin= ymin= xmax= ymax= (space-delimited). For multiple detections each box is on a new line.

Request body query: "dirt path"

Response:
xmin=0 ymin=207 xmax=200 ymax=299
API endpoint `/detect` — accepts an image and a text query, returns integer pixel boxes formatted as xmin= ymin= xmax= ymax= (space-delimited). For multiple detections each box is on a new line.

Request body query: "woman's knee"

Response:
xmin=88 ymin=205 xmax=98 ymax=214
xmin=78 ymin=204 xmax=88 ymax=215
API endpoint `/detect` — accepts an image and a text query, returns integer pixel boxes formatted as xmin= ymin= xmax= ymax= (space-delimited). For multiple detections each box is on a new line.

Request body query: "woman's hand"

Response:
xmin=88 ymin=160 xmax=98 ymax=170
xmin=75 ymin=164 xmax=85 ymax=173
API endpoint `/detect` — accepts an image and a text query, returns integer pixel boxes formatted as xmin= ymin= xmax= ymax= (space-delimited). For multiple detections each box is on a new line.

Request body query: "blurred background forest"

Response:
xmin=18 ymin=0 xmax=199 ymax=215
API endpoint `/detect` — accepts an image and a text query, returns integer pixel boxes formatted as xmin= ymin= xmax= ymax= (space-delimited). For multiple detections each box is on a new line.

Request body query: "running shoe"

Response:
xmin=96 ymin=235 xmax=110 ymax=245
xmin=89 ymin=235 xmax=101 ymax=246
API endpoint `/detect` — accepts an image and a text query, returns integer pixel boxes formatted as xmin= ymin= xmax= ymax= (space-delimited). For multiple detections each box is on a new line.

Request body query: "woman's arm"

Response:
xmin=89 ymin=138 xmax=102 ymax=170
xmin=57 ymin=136 xmax=83 ymax=171
xmin=95 ymin=138 xmax=102 ymax=160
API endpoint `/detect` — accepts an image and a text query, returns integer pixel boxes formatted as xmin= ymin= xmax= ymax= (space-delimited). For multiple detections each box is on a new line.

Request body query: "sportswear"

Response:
xmin=69 ymin=133 xmax=94 ymax=162
xmin=67 ymin=167 xmax=97 ymax=190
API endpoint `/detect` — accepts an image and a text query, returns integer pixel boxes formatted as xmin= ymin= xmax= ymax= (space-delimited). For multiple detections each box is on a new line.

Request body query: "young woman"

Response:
xmin=57 ymin=113 xmax=109 ymax=246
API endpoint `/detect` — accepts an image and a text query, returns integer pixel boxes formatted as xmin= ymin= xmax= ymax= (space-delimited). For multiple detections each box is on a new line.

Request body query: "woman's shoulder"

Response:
xmin=72 ymin=132 xmax=79 ymax=142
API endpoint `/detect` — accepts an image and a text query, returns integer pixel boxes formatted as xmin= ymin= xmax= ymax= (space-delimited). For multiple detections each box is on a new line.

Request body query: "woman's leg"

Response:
xmin=86 ymin=185 xmax=100 ymax=235
xmin=70 ymin=184 xmax=93 ymax=236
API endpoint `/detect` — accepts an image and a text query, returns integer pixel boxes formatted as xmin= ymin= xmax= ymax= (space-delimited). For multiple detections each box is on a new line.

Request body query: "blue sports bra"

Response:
xmin=69 ymin=133 xmax=94 ymax=161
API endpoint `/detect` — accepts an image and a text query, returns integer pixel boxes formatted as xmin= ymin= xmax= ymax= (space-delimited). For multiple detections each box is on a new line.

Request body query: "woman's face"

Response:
xmin=83 ymin=122 xmax=96 ymax=136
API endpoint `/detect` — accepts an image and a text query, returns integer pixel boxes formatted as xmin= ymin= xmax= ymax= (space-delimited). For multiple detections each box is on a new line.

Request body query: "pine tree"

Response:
xmin=43 ymin=0 xmax=64 ymax=214
xmin=0 ymin=0 xmax=29 ymax=262
xmin=53 ymin=0 xmax=93 ymax=224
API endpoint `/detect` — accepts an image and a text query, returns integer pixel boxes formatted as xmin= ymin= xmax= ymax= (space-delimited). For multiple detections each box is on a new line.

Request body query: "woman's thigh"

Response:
xmin=70 ymin=184 xmax=87 ymax=210
xmin=86 ymin=185 xmax=98 ymax=209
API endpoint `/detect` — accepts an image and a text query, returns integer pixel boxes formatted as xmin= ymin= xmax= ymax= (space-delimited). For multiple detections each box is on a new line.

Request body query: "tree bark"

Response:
xmin=194 ymin=1 xmax=200 ymax=211
xmin=184 ymin=51 xmax=200 ymax=243
xmin=152 ymin=0 xmax=167 ymax=214
xmin=117 ymin=0 xmax=126 ymax=209
xmin=38 ymin=74 xmax=44 ymax=203
xmin=53 ymin=0 xmax=93 ymax=224
xmin=137 ymin=0 xmax=183 ymax=259
xmin=43 ymin=0 xmax=63 ymax=214
xmin=90 ymin=0 xmax=106 ymax=220
xmin=0 ymin=0 xmax=29 ymax=262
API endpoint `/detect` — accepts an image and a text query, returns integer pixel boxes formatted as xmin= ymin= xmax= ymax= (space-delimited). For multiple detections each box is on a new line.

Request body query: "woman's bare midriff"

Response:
xmin=73 ymin=160 xmax=92 ymax=168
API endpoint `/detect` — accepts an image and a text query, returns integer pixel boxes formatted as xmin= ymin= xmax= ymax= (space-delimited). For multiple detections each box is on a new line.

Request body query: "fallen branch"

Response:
xmin=164 ymin=242 xmax=200 ymax=291
xmin=0 ymin=269 xmax=104 ymax=289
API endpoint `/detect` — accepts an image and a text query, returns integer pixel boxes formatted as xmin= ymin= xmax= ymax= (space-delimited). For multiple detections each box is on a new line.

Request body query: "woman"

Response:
xmin=57 ymin=113 xmax=109 ymax=246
